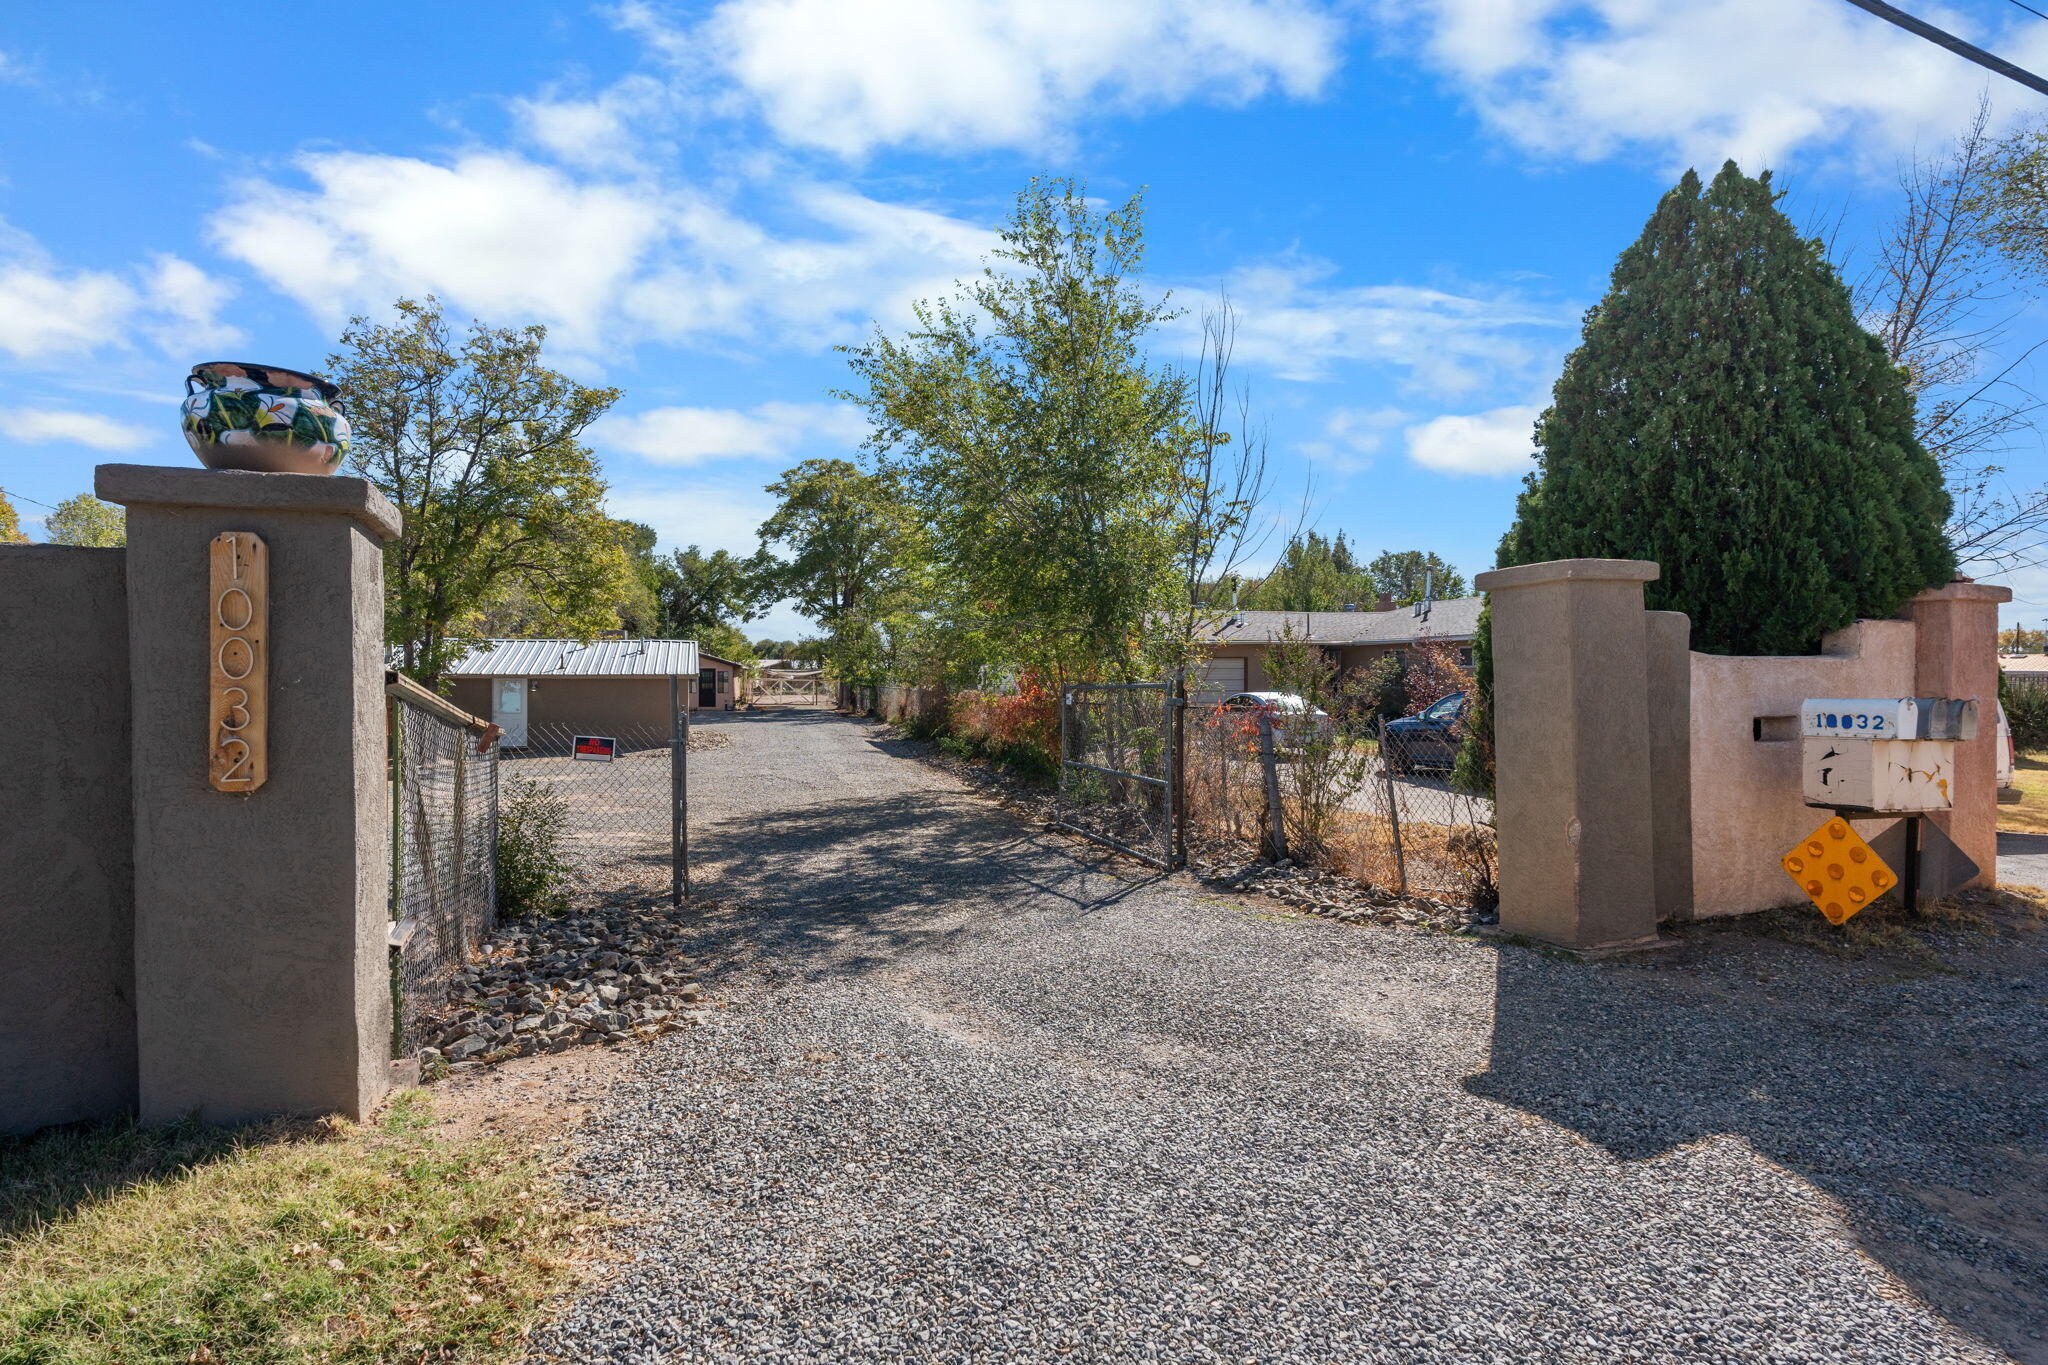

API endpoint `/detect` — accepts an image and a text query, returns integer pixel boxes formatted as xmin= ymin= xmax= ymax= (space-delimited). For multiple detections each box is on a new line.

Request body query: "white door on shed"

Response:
xmin=493 ymin=677 xmax=529 ymax=748
xmin=1197 ymin=657 xmax=1246 ymax=704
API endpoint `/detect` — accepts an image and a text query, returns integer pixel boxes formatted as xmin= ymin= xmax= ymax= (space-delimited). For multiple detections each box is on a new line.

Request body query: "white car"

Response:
xmin=1217 ymin=691 xmax=1333 ymax=750
xmin=1999 ymin=698 xmax=2019 ymax=802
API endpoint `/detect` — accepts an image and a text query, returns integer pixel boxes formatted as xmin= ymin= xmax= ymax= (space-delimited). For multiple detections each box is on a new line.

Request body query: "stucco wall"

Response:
xmin=107 ymin=464 xmax=398 ymax=1125
xmin=0 ymin=546 xmax=137 ymax=1133
xmin=1688 ymin=620 xmax=1917 ymax=918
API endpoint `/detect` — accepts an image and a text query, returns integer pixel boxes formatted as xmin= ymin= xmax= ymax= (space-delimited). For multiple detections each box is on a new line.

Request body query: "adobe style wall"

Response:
xmin=1482 ymin=557 xmax=2010 ymax=951
xmin=1688 ymin=620 xmax=1917 ymax=917
xmin=0 ymin=546 xmax=137 ymax=1132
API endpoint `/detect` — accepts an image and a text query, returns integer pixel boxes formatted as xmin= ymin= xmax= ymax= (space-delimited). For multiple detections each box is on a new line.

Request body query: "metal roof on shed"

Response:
xmin=441 ymin=638 xmax=699 ymax=678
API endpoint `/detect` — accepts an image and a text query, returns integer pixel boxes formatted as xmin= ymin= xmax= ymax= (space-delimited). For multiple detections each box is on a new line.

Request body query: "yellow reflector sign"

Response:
xmin=1781 ymin=817 xmax=1894 ymax=925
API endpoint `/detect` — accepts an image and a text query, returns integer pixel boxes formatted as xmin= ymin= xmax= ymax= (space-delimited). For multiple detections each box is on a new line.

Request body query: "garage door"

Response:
xmin=1196 ymin=656 xmax=1246 ymax=704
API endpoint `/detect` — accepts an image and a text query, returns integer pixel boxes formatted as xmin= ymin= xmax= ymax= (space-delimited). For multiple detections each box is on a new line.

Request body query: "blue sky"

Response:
xmin=5 ymin=1 xmax=2048 ymax=639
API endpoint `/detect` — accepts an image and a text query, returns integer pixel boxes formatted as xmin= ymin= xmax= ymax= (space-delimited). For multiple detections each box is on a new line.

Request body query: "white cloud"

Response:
xmin=1384 ymin=0 xmax=2048 ymax=171
xmin=0 ymin=219 xmax=239 ymax=362
xmin=596 ymin=400 xmax=866 ymax=465
xmin=3 ymin=407 xmax=153 ymax=451
xmin=211 ymin=152 xmax=667 ymax=350
xmin=1405 ymin=403 xmax=1541 ymax=476
xmin=512 ymin=75 xmax=673 ymax=171
xmin=209 ymin=151 xmax=996 ymax=358
xmin=1212 ymin=255 xmax=1574 ymax=394
xmin=696 ymin=0 xmax=1343 ymax=156
xmin=1299 ymin=405 xmax=1409 ymax=472
xmin=607 ymin=481 xmax=776 ymax=558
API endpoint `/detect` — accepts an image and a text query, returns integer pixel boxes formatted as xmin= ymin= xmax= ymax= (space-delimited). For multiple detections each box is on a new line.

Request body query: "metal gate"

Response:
xmin=497 ymin=684 xmax=689 ymax=904
xmin=1057 ymin=681 xmax=1185 ymax=870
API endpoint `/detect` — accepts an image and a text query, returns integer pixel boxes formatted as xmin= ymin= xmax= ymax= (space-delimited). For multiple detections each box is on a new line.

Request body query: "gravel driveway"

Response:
xmin=535 ymin=705 xmax=2047 ymax=1364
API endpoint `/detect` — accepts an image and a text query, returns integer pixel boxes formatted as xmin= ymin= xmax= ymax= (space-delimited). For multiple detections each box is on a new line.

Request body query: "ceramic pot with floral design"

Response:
xmin=182 ymin=361 xmax=351 ymax=474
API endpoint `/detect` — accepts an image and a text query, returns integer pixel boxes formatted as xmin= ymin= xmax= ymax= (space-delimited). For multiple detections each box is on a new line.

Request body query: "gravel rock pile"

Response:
xmin=905 ymin=730 xmax=1490 ymax=933
xmin=415 ymin=904 xmax=720 ymax=1073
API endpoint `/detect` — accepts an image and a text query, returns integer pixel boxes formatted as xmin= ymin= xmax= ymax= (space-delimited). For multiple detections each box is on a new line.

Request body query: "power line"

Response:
xmin=1839 ymin=0 xmax=2048 ymax=96
xmin=0 ymin=486 xmax=59 ymax=512
xmin=2011 ymin=0 xmax=2048 ymax=22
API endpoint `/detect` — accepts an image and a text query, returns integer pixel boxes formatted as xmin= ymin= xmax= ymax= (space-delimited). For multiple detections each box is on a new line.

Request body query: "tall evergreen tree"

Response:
xmin=1499 ymin=162 xmax=1954 ymax=656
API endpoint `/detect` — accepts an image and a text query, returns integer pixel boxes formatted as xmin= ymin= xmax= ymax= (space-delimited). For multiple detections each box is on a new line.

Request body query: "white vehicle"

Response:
xmin=1998 ymin=698 xmax=2019 ymax=801
xmin=1217 ymin=691 xmax=1333 ymax=751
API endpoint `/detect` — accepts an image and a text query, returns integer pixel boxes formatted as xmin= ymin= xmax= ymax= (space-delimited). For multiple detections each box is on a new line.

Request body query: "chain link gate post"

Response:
xmin=670 ymin=676 xmax=685 ymax=906
xmin=1171 ymin=676 xmax=1188 ymax=870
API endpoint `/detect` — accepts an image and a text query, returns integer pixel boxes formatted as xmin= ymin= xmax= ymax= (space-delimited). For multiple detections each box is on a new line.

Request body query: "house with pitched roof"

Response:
xmin=1194 ymin=595 xmax=1483 ymax=700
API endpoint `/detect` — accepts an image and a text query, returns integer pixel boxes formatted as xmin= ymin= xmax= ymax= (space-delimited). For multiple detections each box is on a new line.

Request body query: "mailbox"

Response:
xmin=1800 ymin=697 xmax=1978 ymax=812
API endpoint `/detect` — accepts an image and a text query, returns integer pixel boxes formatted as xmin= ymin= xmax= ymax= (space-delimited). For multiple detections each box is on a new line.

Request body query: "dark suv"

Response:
xmin=1384 ymin=691 xmax=1467 ymax=775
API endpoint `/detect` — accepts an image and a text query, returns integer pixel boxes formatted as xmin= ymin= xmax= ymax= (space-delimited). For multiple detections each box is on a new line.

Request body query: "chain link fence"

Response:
xmin=388 ymin=681 xmax=499 ymax=1058
xmin=1056 ymin=683 xmax=1184 ymax=869
xmin=1182 ymin=702 xmax=1496 ymax=904
xmin=501 ymin=719 xmax=686 ymax=898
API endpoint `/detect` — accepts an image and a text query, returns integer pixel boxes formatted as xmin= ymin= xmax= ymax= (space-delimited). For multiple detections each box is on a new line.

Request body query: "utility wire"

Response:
xmin=1839 ymin=0 xmax=2048 ymax=96
xmin=0 ymin=485 xmax=59 ymax=511
xmin=2011 ymin=0 xmax=2048 ymax=22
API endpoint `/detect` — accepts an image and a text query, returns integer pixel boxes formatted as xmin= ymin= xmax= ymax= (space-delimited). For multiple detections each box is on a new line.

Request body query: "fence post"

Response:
xmin=670 ymin=676 xmax=683 ymax=908
xmin=1257 ymin=710 xmax=1288 ymax=862
xmin=1379 ymin=718 xmax=1409 ymax=896
xmin=1170 ymin=678 xmax=1187 ymax=870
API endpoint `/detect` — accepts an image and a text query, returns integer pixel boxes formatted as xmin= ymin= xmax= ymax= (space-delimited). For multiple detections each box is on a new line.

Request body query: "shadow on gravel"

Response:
xmin=1469 ymin=943 xmax=2048 ymax=1364
xmin=683 ymin=790 xmax=1137 ymax=982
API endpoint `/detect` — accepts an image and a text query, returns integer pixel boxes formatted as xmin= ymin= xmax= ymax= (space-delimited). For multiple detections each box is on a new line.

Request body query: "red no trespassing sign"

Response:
xmin=572 ymin=735 xmax=617 ymax=762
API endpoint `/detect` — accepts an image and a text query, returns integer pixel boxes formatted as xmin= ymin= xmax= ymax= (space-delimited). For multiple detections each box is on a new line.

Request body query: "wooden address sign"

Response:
xmin=209 ymin=532 xmax=268 ymax=793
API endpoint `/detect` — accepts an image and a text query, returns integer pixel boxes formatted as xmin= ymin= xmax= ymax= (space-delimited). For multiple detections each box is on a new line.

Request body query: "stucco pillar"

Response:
xmin=1475 ymin=559 xmax=1664 ymax=953
xmin=1906 ymin=580 xmax=2010 ymax=890
xmin=97 ymin=464 xmax=402 ymax=1124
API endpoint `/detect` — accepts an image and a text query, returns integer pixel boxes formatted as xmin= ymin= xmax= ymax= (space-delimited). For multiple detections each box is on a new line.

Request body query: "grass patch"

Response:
xmin=0 ymin=1091 xmax=591 ymax=1364
xmin=1998 ymin=753 xmax=2048 ymax=836
xmin=1713 ymin=885 xmax=2047 ymax=962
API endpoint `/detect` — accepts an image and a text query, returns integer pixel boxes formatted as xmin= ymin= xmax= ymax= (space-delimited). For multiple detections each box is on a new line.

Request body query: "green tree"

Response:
xmin=1242 ymin=531 xmax=1372 ymax=611
xmin=1366 ymin=550 xmax=1464 ymax=606
xmin=43 ymin=493 xmax=125 ymax=547
xmin=658 ymin=544 xmax=779 ymax=634
xmin=0 ymin=490 xmax=26 ymax=544
xmin=1500 ymin=162 xmax=1953 ymax=657
xmin=613 ymin=520 xmax=666 ymax=636
xmin=330 ymin=298 xmax=634 ymax=687
xmin=760 ymin=458 xmax=920 ymax=697
xmin=840 ymin=178 xmax=1193 ymax=681
xmin=695 ymin=622 xmax=759 ymax=664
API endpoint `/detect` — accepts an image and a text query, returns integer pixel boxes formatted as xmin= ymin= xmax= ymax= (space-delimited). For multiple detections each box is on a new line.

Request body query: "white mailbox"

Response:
xmin=1800 ymin=697 xmax=1977 ymax=812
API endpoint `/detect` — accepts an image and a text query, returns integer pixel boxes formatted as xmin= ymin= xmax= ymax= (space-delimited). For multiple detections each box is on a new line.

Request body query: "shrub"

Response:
xmin=496 ymin=774 xmax=573 ymax=917
xmin=2005 ymin=678 xmax=2048 ymax=755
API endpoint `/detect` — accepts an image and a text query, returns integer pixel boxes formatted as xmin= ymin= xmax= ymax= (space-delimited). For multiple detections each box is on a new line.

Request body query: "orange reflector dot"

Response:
xmin=1807 ymin=841 xmax=1825 ymax=857
xmin=1849 ymin=847 xmax=1867 ymax=864
xmin=1829 ymin=821 xmax=1847 ymax=839
xmin=1827 ymin=863 xmax=1845 ymax=880
xmin=1849 ymin=887 xmax=1866 ymax=904
xmin=1806 ymin=880 xmax=1823 ymax=895
xmin=1874 ymin=871 xmax=1891 ymax=887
